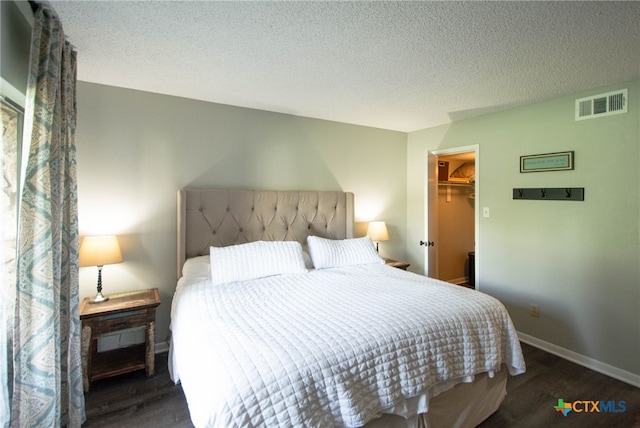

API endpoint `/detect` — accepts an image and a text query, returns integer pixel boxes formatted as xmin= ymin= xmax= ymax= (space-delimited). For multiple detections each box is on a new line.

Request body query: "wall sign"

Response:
xmin=520 ymin=151 xmax=574 ymax=173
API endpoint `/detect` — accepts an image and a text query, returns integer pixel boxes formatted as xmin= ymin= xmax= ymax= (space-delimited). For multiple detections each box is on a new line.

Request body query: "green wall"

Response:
xmin=408 ymin=80 xmax=640 ymax=382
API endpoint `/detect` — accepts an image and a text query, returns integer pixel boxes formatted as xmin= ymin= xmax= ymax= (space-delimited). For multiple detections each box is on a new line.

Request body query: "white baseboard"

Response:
xmin=155 ymin=340 xmax=170 ymax=354
xmin=517 ymin=332 xmax=640 ymax=388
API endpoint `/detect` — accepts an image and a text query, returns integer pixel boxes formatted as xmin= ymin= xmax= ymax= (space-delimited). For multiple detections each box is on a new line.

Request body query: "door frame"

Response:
xmin=425 ymin=144 xmax=480 ymax=288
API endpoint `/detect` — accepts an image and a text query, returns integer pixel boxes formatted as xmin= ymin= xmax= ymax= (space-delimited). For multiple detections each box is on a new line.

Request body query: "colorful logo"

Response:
xmin=554 ymin=399 xmax=572 ymax=416
xmin=554 ymin=399 xmax=626 ymax=416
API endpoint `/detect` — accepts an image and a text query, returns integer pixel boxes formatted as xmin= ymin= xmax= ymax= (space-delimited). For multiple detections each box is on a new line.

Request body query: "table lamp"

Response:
xmin=79 ymin=235 xmax=123 ymax=303
xmin=367 ymin=221 xmax=389 ymax=252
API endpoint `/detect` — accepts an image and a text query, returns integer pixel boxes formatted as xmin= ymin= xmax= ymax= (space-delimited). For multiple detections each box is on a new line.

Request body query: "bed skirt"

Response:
xmin=365 ymin=369 xmax=507 ymax=428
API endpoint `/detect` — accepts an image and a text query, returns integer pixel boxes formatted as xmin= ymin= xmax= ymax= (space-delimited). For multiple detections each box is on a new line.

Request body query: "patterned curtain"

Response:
xmin=11 ymin=3 xmax=85 ymax=427
xmin=1 ymin=101 xmax=19 ymax=427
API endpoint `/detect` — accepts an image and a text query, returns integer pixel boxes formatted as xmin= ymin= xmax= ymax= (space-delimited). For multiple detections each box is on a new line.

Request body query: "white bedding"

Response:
xmin=170 ymin=263 xmax=525 ymax=428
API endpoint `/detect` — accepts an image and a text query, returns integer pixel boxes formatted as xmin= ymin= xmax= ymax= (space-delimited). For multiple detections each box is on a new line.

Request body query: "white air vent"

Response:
xmin=575 ymin=89 xmax=628 ymax=121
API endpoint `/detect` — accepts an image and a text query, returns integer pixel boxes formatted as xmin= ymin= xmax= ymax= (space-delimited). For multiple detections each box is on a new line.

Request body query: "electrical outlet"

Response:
xmin=531 ymin=304 xmax=540 ymax=318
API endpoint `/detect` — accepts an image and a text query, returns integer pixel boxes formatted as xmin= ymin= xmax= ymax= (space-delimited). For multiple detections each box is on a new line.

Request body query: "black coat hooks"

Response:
xmin=513 ymin=187 xmax=584 ymax=201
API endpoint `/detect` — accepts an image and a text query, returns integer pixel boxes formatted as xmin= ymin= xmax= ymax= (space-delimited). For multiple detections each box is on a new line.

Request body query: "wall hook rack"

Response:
xmin=512 ymin=187 xmax=584 ymax=201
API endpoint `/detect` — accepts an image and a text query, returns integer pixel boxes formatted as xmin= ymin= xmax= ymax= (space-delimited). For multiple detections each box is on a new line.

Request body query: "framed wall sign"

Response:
xmin=520 ymin=151 xmax=574 ymax=173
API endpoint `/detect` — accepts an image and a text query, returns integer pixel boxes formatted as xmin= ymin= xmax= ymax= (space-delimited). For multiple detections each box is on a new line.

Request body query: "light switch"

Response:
xmin=483 ymin=207 xmax=490 ymax=218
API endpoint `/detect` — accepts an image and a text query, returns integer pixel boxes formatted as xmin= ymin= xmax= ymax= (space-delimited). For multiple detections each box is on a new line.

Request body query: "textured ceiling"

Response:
xmin=51 ymin=1 xmax=640 ymax=132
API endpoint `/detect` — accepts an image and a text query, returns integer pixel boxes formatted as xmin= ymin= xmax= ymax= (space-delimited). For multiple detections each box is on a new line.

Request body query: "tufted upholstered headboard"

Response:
xmin=177 ymin=189 xmax=355 ymax=278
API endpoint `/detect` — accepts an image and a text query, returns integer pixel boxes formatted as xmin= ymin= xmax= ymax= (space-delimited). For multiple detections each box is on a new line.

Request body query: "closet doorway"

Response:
xmin=425 ymin=145 xmax=478 ymax=288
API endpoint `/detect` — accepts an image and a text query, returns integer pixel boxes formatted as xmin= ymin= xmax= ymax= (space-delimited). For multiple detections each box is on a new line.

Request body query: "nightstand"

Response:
xmin=384 ymin=258 xmax=410 ymax=270
xmin=79 ymin=288 xmax=160 ymax=392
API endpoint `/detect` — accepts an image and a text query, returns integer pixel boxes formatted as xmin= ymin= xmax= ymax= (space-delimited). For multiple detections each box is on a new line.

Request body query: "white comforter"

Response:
xmin=170 ymin=264 xmax=525 ymax=428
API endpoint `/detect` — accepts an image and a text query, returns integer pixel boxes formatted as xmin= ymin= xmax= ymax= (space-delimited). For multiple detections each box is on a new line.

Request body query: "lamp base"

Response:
xmin=89 ymin=292 xmax=109 ymax=304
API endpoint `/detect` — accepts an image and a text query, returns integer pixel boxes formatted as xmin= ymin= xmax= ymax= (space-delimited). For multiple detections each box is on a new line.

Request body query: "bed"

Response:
xmin=170 ymin=189 xmax=525 ymax=428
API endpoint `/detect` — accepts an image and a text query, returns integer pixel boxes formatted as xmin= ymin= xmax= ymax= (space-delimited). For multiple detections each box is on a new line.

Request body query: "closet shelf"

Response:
xmin=438 ymin=181 xmax=474 ymax=187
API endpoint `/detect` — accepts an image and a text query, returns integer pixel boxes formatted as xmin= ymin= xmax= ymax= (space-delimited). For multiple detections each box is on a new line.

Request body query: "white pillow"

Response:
xmin=182 ymin=255 xmax=211 ymax=278
xmin=307 ymin=236 xmax=384 ymax=269
xmin=210 ymin=241 xmax=307 ymax=285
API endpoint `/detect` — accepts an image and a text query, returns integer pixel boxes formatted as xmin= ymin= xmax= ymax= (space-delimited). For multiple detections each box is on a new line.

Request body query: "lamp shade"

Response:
xmin=367 ymin=221 xmax=389 ymax=242
xmin=79 ymin=235 xmax=123 ymax=267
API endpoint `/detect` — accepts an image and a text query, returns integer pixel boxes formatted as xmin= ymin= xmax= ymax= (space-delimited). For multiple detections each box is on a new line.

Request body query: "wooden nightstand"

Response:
xmin=79 ymin=288 xmax=160 ymax=392
xmin=384 ymin=258 xmax=410 ymax=270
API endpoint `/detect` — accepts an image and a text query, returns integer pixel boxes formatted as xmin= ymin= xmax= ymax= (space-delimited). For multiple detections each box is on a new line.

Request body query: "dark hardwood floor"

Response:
xmin=478 ymin=344 xmax=640 ymax=428
xmin=83 ymin=343 xmax=640 ymax=427
xmin=82 ymin=353 xmax=191 ymax=428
